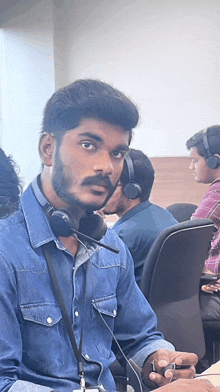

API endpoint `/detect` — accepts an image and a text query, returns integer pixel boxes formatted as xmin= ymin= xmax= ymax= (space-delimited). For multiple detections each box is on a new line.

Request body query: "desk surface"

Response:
xmin=199 ymin=361 xmax=220 ymax=388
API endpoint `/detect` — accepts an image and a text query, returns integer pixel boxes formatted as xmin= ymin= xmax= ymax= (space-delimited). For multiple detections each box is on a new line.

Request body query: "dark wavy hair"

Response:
xmin=186 ymin=125 xmax=220 ymax=158
xmin=0 ymin=149 xmax=22 ymax=218
xmin=120 ymin=148 xmax=155 ymax=202
xmin=42 ymin=79 xmax=139 ymax=144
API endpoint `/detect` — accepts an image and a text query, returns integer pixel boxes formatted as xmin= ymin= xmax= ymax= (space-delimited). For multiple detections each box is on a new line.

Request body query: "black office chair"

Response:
xmin=140 ymin=218 xmax=214 ymax=359
xmin=166 ymin=202 xmax=198 ymax=222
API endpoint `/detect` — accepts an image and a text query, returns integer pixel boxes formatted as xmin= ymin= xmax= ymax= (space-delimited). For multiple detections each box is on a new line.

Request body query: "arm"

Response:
xmin=141 ymin=349 xmax=197 ymax=389
xmin=0 ymin=256 xmax=54 ymax=392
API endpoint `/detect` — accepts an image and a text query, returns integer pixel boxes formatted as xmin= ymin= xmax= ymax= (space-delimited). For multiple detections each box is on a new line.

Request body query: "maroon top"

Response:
xmin=192 ymin=178 xmax=220 ymax=273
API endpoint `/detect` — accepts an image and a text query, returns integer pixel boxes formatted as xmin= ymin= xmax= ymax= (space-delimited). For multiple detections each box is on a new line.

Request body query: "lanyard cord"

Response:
xmin=42 ymin=243 xmax=85 ymax=384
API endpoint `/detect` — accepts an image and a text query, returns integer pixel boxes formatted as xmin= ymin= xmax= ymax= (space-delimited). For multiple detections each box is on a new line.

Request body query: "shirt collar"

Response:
xmin=21 ymin=183 xmax=99 ymax=257
xmin=113 ymin=199 xmax=151 ymax=228
xmin=211 ymin=178 xmax=220 ymax=186
xmin=21 ymin=184 xmax=59 ymax=249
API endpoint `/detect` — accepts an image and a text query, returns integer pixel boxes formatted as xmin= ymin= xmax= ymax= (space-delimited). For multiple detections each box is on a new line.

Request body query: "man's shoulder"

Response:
xmin=131 ymin=202 xmax=177 ymax=224
xmin=0 ymin=209 xmax=25 ymax=239
xmin=208 ymin=180 xmax=220 ymax=193
xmin=112 ymin=202 xmax=177 ymax=237
xmin=198 ymin=180 xmax=220 ymax=205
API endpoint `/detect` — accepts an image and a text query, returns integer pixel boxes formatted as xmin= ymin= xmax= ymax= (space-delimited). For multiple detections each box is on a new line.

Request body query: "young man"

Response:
xmin=101 ymin=149 xmax=178 ymax=285
xmin=186 ymin=125 xmax=220 ymax=293
xmin=0 ymin=79 xmax=197 ymax=392
xmin=0 ymin=148 xmax=21 ymax=218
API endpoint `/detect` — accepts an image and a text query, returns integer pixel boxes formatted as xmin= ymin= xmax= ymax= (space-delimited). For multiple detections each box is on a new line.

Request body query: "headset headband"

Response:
xmin=202 ymin=128 xmax=211 ymax=156
xmin=125 ymin=153 xmax=136 ymax=182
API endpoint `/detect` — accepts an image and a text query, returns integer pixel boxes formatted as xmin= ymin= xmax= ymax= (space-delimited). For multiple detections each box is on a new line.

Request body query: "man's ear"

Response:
xmin=38 ymin=133 xmax=56 ymax=167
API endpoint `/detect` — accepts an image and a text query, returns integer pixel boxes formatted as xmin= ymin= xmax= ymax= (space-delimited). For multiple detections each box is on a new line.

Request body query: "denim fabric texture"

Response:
xmin=0 ymin=185 xmax=174 ymax=392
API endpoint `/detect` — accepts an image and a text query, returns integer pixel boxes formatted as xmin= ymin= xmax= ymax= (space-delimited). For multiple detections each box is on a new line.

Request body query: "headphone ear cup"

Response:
xmin=79 ymin=213 xmax=107 ymax=240
xmin=123 ymin=182 xmax=141 ymax=199
xmin=50 ymin=210 xmax=75 ymax=237
xmin=49 ymin=210 xmax=107 ymax=241
xmin=206 ymin=155 xmax=220 ymax=169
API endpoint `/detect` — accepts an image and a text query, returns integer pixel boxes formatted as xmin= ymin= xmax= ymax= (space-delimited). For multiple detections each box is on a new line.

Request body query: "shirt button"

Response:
xmin=113 ymin=309 xmax=117 ymax=317
xmin=47 ymin=317 xmax=53 ymax=324
xmin=85 ymin=354 xmax=90 ymax=359
xmin=75 ymin=311 xmax=79 ymax=317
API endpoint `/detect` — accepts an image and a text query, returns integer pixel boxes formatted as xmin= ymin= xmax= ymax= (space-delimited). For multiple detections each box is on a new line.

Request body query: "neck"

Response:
xmin=117 ymin=198 xmax=141 ymax=218
xmin=59 ymin=236 xmax=80 ymax=257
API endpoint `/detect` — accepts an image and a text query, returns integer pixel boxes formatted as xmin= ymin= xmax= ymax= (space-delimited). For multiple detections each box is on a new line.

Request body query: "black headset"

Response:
xmin=123 ymin=153 xmax=142 ymax=199
xmin=202 ymin=128 xmax=220 ymax=169
xmin=31 ymin=177 xmax=110 ymax=244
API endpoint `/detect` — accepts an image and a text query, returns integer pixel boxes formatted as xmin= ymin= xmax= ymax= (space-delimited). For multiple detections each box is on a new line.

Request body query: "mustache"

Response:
xmin=81 ymin=174 xmax=115 ymax=193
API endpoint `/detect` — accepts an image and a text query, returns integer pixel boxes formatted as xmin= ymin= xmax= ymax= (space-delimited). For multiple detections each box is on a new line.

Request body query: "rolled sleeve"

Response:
xmin=131 ymin=340 xmax=175 ymax=368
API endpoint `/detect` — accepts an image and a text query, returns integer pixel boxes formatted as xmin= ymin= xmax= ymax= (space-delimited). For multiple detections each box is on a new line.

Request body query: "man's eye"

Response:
xmin=81 ymin=142 xmax=95 ymax=150
xmin=112 ymin=151 xmax=123 ymax=159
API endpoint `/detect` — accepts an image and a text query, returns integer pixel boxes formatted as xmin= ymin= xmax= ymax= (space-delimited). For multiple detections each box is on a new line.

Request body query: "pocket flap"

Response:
xmin=92 ymin=294 xmax=117 ymax=317
xmin=20 ymin=303 xmax=62 ymax=326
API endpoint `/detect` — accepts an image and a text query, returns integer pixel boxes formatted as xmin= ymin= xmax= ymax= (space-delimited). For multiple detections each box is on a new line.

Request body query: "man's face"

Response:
xmin=189 ymin=147 xmax=216 ymax=183
xmin=101 ymin=184 xmax=126 ymax=215
xmin=51 ymin=119 xmax=129 ymax=212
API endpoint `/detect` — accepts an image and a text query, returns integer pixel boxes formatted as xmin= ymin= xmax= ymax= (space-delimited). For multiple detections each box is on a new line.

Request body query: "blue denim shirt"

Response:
xmin=0 ymin=184 xmax=174 ymax=392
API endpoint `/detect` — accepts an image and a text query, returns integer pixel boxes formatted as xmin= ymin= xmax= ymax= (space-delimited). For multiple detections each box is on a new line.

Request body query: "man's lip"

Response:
xmin=89 ymin=184 xmax=108 ymax=191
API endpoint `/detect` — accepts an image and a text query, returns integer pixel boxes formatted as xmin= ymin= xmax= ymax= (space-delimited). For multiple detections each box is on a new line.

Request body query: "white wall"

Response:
xmin=0 ymin=0 xmax=55 ymax=187
xmin=1 ymin=0 xmax=220 ymax=186
xmin=53 ymin=0 xmax=220 ymax=157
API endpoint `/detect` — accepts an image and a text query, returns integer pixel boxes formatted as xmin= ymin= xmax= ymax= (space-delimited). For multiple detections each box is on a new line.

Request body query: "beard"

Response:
xmin=51 ymin=148 xmax=116 ymax=213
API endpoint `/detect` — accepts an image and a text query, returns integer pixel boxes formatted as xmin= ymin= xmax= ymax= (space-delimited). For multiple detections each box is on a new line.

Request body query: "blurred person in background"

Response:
xmin=101 ymin=148 xmax=177 ymax=285
xmin=0 ymin=148 xmax=22 ymax=218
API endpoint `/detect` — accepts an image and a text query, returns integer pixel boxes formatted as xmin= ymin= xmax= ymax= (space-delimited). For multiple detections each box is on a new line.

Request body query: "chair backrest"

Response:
xmin=140 ymin=218 xmax=214 ymax=359
xmin=166 ymin=202 xmax=198 ymax=222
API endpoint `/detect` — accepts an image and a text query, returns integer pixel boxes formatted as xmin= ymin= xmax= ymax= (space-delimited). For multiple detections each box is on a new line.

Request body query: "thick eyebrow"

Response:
xmin=114 ymin=145 xmax=130 ymax=153
xmin=77 ymin=132 xmax=103 ymax=143
xmin=77 ymin=132 xmax=130 ymax=152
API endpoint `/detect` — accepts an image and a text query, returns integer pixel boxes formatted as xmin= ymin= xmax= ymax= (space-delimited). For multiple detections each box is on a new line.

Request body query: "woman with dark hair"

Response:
xmin=0 ymin=148 xmax=22 ymax=218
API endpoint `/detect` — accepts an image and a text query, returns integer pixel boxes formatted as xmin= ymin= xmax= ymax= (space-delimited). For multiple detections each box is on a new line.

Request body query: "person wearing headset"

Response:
xmin=187 ymin=126 xmax=220 ymax=290
xmin=0 ymin=79 xmax=199 ymax=392
xmin=187 ymin=125 xmax=220 ymax=371
xmin=100 ymin=148 xmax=178 ymax=285
xmin=0 ymin=148 xmax=21 ymax=218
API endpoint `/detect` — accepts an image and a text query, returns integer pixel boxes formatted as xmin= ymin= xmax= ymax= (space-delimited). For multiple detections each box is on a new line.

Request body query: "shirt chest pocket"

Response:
xmin=19 ymin=303 xmax=64 ymax=374
xmin=91 ymin=295 xmax=117 ymax=359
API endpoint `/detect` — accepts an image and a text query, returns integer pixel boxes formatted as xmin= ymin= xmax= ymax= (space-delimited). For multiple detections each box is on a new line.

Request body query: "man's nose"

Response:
xmin=93 ymin=151 xmax=113 ymax=175
xmin=189 ymin=161 xmax=194 ymax=170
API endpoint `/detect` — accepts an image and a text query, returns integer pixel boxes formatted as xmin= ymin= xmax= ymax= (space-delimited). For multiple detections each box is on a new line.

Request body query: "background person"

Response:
xmin=0 ymin=147 xmax=21 ymax=218
xmin=186 ymin=126 xmax=220 ymax=291
xmin=101 ymin=148 xmax=178 ymax=285
xmin=187 ymin=125 xmax=220 ymax=370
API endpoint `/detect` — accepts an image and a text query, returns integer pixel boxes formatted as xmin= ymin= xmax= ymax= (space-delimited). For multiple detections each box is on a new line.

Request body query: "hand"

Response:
xmin=156 ymin=378 xmax=219 ymax=391
xmin=202 ymin=279 xmax=220 ymax=294
xmin=142 ymin=349 xmax=198 ymax=388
